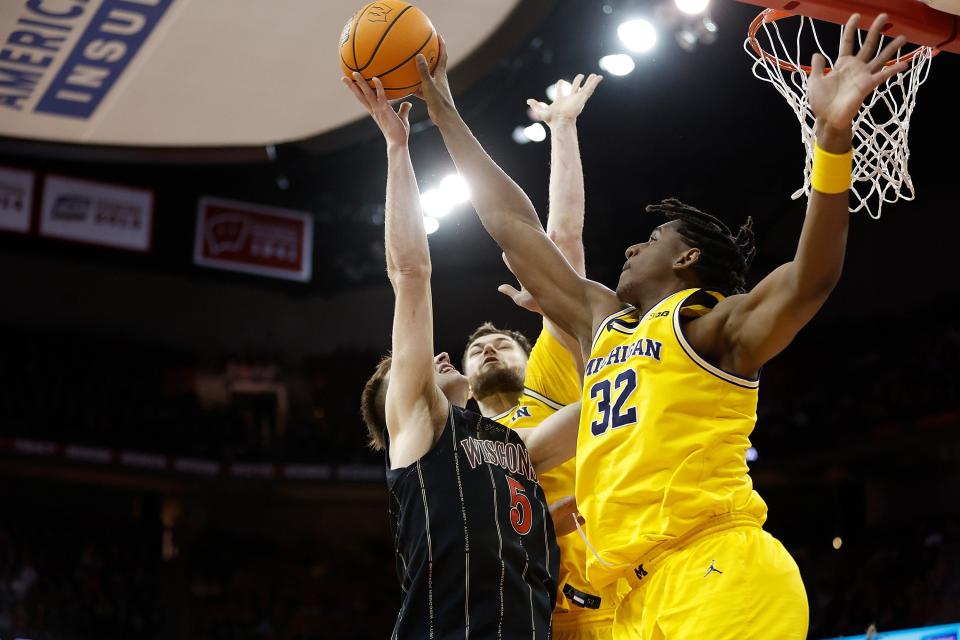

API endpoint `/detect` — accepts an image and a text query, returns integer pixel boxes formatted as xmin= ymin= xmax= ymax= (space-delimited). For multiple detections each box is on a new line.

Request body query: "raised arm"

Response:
xmin=537 ymin=74 xmax=601 ymax=276
xmin=415 ymin=46 xmax=620 ymax=349
xmin=687 ymin=14 xmax=908 ymax=376
xmin=343 ymin=73 xmax=446 ymax=464
xmin=498 ymin=75 xmax=602 ymax=365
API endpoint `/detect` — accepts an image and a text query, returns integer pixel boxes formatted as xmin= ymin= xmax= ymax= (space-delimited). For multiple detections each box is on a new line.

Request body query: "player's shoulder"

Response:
xmin=677 ymin=289 xmax=742 ymax=361
xmin=680 ymin=288 xmax=731 ymax=318
xmin=588 ymin=281 xmax=628 ymax=332
xmin=500 ymin=391 xmax=562 ymax=430
xmin=528 ymin=325 xmax=568 ymax=364
xmin=593 ymin=304 xmax=640 ymax=339
xmin=680 ymin=289 xmax=739 ymax=330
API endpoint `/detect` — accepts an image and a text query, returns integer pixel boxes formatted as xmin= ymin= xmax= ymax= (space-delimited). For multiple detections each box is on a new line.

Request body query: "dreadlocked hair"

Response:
xmin=645 ymin=198 xmax=757 ymax=294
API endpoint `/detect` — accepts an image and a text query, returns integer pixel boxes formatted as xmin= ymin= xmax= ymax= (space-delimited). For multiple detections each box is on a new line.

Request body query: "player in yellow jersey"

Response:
xmin=461 ymin=74 xmax=617 ymax=640
xmin=415 ymin=15 xmax=908 ymax=638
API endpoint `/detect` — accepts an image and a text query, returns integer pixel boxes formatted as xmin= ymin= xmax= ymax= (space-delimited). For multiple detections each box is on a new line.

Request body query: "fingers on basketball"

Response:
xmin=415 ymin=53 xmax=436 ymax=89
xmin=341 ymin=75 xmax=369 ymax=106
xmin=372 ymin=77 xmax=387 ymax=102
xmin=436 ymin=34 xmax=448 ymax=73
xmin=416 ymin=54 xmax=430 ymax=78
xmin=353 ymin=72 xmax=375 ymax=101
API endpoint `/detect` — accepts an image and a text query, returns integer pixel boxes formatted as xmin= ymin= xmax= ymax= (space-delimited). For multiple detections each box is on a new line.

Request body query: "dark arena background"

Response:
xmin=1 ymin=1 xmax=959 ymax=638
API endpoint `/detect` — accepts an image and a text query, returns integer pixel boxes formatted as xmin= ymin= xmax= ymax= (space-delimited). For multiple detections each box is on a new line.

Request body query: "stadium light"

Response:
xmin=675 ymin=29 xmax=698 ymax=51
xmin=832 ymin=536 xmax=843 ymax=550
xmin=423 ymin=215 xmax=440 ymax=235
xmin=439 ymin=174 xmax=470 ymax=205
xmin=523 ymin=122 xmax=547 ymax=142
xmin=675 ymin=0 xmax=710 ymax=15
xmin=617 ymin=19 xmax=657 ymax=53
xmin=512 ymin=123 xmax=548 ymax=144
xmin=599 ymin=54 xmax=636 ymax=76
xmin=745 ymin=447 xmax=758 ymax=462
xmin=512 ymin=126 xmax=531 ymax=144
xmin=420 ymin=189 xmax=452 ymax=218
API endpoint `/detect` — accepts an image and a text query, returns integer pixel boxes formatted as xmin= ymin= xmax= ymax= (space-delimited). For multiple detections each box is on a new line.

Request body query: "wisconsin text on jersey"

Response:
xmin=459 ymin=437 xmax=539 ymax=482
xmin=584 ymin=335 xmax=663 ymax=377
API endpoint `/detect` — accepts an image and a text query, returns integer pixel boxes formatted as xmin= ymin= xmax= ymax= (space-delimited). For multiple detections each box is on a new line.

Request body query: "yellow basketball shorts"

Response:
xmin=552 ymin=608 xmax=615 ymax=640
xmin=554 ymin=625 xmax=614 ymax=640
xmin=612 ymin=526 xmax=808 ymax=639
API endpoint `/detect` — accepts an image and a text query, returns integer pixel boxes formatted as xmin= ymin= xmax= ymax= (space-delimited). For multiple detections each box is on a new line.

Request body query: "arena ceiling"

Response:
xmin=0 ymin=0 xmax=542 ymax=159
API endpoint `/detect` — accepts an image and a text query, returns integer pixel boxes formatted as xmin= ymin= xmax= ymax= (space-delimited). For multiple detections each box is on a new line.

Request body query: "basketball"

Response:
xmin=339 ymin=1 xmax=441 ymax=99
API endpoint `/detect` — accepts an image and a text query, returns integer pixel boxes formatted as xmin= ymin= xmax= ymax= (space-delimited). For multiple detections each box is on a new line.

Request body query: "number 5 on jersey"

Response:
xmin=506 ymin=477 xmax=532 ymax=535
xmin=589 ymin=369 xmax=638 ymax=436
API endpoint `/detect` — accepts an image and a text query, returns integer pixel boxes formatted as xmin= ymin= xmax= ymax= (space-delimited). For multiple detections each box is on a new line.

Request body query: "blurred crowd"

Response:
xmin=0 ymin=488 xmax=396 ymax=640
xmin=800 ymin=520 xmax=960 ymax=638
xmin=0 ymin=497 xmax=162 ymax=639
xmin=757 ymin=322 xmax=960 ymax=455
xmin=185 ymin=532 xmax=395 ymax=640
xmin=0 ymin=328 xmax=381 ymax=465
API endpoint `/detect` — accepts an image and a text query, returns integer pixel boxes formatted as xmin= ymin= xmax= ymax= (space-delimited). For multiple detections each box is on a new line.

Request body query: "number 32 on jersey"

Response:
xmin=589 ymin=369 xmax=638 ymax=436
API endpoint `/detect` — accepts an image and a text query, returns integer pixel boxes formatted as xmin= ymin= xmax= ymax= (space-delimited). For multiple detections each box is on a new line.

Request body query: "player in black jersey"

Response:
xmin=344 ymin=67 xmax=580 ymax=639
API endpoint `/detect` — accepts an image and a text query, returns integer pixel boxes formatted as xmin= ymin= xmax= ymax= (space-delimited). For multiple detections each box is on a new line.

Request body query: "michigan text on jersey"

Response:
xmin=584 ymin=337 xmax=663 ymax=377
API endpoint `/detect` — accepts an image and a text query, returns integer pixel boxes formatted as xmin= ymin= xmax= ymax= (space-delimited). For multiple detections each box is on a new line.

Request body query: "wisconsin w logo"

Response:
xmin=366 ymin=4 xmax=393 ymax=22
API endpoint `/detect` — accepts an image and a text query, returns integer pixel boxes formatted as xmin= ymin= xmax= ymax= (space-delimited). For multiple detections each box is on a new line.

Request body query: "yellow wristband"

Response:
xmin=811 ymin=143 xmax=853 ymax=194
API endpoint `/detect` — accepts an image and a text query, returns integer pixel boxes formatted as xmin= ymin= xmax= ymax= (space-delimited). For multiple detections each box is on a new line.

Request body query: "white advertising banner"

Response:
xmin=0 ymin=166 xmax=34 ymax=233
xmin=40 ymin=174 xmax=153 ymax=251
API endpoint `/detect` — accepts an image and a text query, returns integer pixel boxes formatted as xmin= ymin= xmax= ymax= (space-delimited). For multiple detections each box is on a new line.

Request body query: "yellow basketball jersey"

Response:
xmin=576 ymin=288 xmax=768 ymax=590
xmin=496 ymin=328 xmax=613 ymax=620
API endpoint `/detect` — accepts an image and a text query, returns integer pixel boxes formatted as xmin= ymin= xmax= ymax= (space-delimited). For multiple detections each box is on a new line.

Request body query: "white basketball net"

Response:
xmin=745 ymin=12 xmax=934 ymax=218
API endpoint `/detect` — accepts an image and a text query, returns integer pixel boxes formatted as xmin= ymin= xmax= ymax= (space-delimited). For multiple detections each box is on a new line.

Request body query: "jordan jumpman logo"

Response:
xmin=704 ymin=560 xmax=723 ymax=577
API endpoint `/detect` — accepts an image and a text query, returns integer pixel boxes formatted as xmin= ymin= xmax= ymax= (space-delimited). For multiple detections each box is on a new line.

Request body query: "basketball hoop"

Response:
xmin=745 ymin=9 xmax=936 ymax=218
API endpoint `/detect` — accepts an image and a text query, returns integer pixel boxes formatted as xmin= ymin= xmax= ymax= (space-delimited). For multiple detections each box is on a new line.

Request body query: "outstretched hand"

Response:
xmin=528 ymin=73 xmax=603 ymax=125
xmin=498 ymin=252 xmax=543 ymax=315
xmin=415 ymin=35 xmax=455 ymax=124
xmin=341 ymin=72 xmax=411 ymax=147
xmin=808 ymin=13 xmax=909 ymax=130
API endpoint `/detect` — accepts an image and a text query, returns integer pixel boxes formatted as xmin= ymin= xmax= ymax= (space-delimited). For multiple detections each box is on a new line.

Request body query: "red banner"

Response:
xmin=194 ymin=197 xmax=313 ymax=282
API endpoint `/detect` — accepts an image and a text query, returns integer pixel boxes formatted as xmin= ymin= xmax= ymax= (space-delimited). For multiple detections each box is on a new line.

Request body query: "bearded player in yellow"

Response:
xmin=415 ymin=14 xmax=908 ymax=638
xmin=462 ymin=73 xmax=618 ymax=640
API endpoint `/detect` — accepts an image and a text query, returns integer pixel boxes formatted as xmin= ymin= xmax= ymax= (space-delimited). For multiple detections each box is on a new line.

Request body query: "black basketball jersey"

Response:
xmin=386 ymin=404 xmax=559 ymax=640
